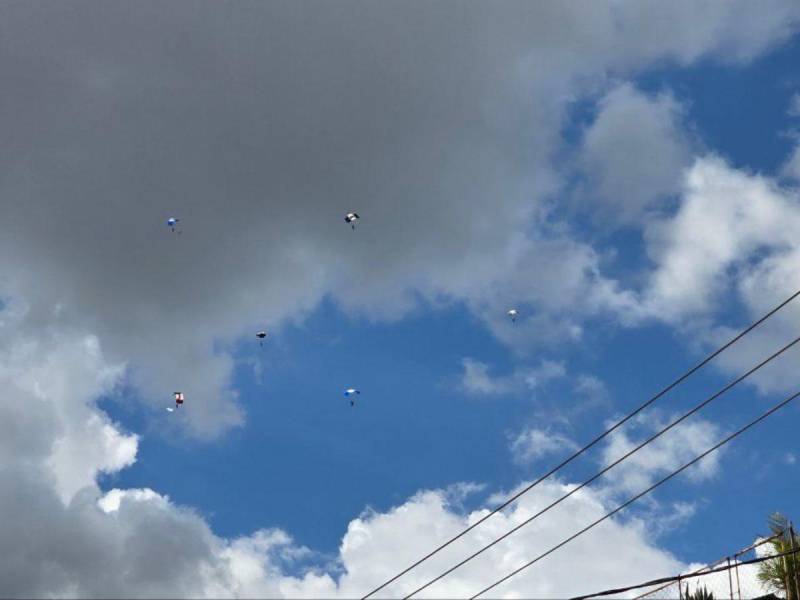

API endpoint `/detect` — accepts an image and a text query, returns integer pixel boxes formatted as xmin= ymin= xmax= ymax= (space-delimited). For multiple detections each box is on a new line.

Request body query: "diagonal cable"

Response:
xmin=470 ymin=387 xmax=800 ymax=599
xmin=362 ymin=287 xmax=800 ymax=599
xmin=405 ymin=332 xmax=800 ymax=598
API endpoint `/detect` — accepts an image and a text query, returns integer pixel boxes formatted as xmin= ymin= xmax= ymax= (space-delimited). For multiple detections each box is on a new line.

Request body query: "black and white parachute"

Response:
xmin=344 ymin=212 xmax=360 ymax=230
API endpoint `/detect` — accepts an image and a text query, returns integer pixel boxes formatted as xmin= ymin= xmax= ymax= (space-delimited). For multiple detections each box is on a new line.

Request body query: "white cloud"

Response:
xmin=317 ymin=483 xmax=688 ymax=599
xmin=459 ymin=358 xmax=565 ymax=396
xmin=646 ymin=501 xmax=699 ymax=540
xmin=642 ymin=155 xmax=800 ymax=322
xmin=0 ymin=308 xmax=697 ymax=599
xmin=0 ymin=3 xmax=798 ymax=596
xmin=782 ymin=142 xmax=800 ymax=180
xmin=789 ymin=92 xmax=800 ymax=117
xmin=510 ymin=428 xmax=578 ymax=465
xmin=523 ymin=360 xmax=567 ymax=391
xmin=460 ymin=358 xmax=514 ymax=395
xmin=633 ymin=154 xmax=800 ymax=395
xmin=0 ymin=327 xmax=134 ymax=504
xmin=575 ymin=83 xmax=694 ymax=225
xmin=98 ymin=488 xmax=166 ymax=513
xmin=574 ymin=374 xmax=611 ymax=407
xmin=600 ymin=412 xmax=723 ymax=497
xmin=49 ymin=415 xmax=138 ymax=504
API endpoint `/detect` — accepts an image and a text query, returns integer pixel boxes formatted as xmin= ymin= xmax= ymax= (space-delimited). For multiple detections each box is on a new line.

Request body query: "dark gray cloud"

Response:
xmin=0 ymin=3 xmax=796 ymax=439
xmin=0 ymin=3 xmax=799 ymax=596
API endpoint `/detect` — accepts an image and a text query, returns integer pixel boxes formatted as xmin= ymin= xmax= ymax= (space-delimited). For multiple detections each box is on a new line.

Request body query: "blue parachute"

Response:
xmin=344 ymin=388 xmax=360 ymax=406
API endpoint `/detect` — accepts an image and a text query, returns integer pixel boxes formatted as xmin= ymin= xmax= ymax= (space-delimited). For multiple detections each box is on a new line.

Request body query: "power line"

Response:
xmin=404 ymin=332 xmax=800 ymax=598
xmin=361 ymin=287 xmax=800 ymax=599
xmin=571 ymin=545 xmax=800 ymax=600
xmin=469 ymin=387 xmax=800 ymax=599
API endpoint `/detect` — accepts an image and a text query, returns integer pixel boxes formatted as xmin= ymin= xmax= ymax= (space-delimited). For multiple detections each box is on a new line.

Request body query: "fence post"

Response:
xmin=790 ymin=524 xmax=799 ymax=600
xmin=733 ymin=550 xmax=742 ymax=600
xmin=726 ymin=557 xmax=734 ymax=600
xmin=678 ymin=574 xmax=683 ymax=600
xmin=782 ymin=547 xmax=793 ymax=600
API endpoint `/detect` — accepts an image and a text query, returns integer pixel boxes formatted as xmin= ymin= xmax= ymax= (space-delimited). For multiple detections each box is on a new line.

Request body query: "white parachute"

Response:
xmin=507 ymin=308 xmax=519 ymax=322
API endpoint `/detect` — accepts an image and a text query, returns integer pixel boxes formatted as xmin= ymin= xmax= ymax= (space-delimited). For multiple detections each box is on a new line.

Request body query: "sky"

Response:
xmin=3 ymin=1 xmax=800 ymax=597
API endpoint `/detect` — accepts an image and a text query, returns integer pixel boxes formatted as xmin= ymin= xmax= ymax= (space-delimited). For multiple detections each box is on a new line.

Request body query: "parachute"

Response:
xmin=167 ymin=217 xmax=180 ymax=232
xmin=166 ymin=392 xmax=184 ymax=413
xmin=507 ymin=308 xmax=519 ymax=322
xmin=256 ymin=331 xmax=267 ymax=346
xmin=344 ymin=388 xmax=360 ymax=406
xmin=344 ymin=212 xmax=360 ymax=230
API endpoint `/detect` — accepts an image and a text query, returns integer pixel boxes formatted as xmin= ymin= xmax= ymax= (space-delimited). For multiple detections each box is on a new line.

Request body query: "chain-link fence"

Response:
xmin=573 ymin=529 xmax=800 ymax=600
xmin=635 ymin=534 xmax=784 ymax=600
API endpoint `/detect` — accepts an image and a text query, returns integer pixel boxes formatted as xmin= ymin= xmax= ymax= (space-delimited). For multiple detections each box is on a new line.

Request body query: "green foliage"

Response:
xmin=756 ymin=512 xmax=800 ymax=600
xmin=683 ymin=583 xmax=714 ymax=600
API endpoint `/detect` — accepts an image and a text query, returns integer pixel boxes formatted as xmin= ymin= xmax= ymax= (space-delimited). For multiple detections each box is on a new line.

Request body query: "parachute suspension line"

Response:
xmin=469 ymin=387 xmax=800 ymax=599
xmin=404 ymin=331 xmax=800 ymax=598
xmin=360 ymin=285 xmax=800 ymax=599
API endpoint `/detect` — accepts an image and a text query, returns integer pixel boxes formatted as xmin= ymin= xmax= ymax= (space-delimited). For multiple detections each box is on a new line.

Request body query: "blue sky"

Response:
xmin=4 ymin=3 xmax=800 ymax=597
xmin=102 ymin=35 xmax=800 ymax=564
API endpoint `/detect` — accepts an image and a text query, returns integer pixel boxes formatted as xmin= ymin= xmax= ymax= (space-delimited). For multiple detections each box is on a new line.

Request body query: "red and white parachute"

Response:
xmin=167 ymin=392 xmax=185 ymax=412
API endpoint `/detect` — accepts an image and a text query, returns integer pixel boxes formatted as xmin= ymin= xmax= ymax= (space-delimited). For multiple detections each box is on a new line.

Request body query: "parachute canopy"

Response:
xmin=344 ymin=388 xmax=360 ymax=406
xmin=256 ymin=331 xmax=267 ymax=339
xmin=345 ymin=212 xmax=360 ymax=229
xmin=507 ymin=308 xmax=519 ymax=322
xmin=167 ymin=391 xmax=184 ymax=413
